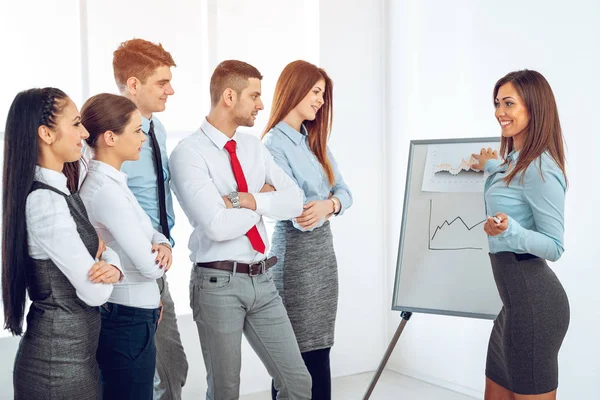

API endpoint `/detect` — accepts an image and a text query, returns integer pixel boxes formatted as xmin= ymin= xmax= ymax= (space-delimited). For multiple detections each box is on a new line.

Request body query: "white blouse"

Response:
xmin=79 ymin=160 xmax=167 ymax=309
xmin=26 ymin=166 xmax=122 ymax=307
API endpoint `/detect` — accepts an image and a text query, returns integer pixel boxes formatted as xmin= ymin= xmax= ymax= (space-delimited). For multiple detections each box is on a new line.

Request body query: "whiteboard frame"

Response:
xmin=391 ymin=137 xmax=501 ymax=320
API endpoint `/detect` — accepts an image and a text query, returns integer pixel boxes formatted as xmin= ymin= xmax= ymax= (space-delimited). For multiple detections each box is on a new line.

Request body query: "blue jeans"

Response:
xmin=97 ymin=302 xmax=160 ymax=400
xmin=190 ymin=266 xmax=312 ymax=400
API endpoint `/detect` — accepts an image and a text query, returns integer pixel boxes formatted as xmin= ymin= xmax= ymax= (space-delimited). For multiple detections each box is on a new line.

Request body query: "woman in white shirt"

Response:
xmin=73 ymin=93 xmax=172 ymax=399
xmin=2 ymin=87 xmax=122 ymax=399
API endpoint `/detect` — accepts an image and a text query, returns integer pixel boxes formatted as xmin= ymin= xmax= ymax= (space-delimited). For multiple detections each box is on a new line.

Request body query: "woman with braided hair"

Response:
xmin=2 ymin=88 xmax=123 ymax=399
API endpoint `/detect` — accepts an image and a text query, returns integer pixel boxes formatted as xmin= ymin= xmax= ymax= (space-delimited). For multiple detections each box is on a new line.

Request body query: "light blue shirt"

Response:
xmin=263 ymin=121 xmax=353 ymax=231
xmin=121 ymin=115 xmax=175 ymax=246
xmin=483 ymin=151 xmax=566 ymax=261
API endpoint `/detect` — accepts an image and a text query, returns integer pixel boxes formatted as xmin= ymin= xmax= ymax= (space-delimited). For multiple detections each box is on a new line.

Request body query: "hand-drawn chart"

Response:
xmin=428 ymin=199 xmax=486 ymax=251
xmin=422 ymin=142 xmax=499 ymax=192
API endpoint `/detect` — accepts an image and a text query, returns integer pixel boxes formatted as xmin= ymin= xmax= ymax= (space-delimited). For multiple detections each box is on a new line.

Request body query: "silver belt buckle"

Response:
xmin=248 ymin=259 xmax=266 ymax=276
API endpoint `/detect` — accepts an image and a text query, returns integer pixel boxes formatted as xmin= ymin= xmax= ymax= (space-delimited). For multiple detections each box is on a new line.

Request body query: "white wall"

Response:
xmin=319 ymin=0 xmax=387 ymax=380
xmin=385 ymin=1 xmax=600 ymax=398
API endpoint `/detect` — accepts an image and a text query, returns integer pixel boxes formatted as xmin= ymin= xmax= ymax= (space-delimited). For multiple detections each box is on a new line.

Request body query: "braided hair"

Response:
xmin=2 ymin=87 xmax=69 ymax=335
xmin=39 ymin=88 xmax=67 ymax=128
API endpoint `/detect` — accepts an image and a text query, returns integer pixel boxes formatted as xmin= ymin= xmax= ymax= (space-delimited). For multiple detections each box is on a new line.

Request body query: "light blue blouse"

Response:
xmin=483 ymin=151 xmax=566 ymax=261
xmin=263 ymin=121 xmax=353 ymax=231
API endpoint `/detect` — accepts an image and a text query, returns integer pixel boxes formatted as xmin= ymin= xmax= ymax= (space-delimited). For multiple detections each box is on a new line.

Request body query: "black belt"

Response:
xmin=514 ymin=253 xmax=539 ymax=261
xmin=194 ymin=256 xmax=278 ymax=276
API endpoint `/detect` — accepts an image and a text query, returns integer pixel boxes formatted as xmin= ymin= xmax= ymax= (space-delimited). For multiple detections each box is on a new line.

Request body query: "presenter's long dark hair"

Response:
xmin=2 ymin=87 xmax=68 ymax=335
xmin=494 ymin=70 xmax=567 ymax=185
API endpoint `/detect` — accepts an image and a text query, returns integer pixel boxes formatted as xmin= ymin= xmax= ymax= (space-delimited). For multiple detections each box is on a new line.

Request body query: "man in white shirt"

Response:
xmin=169 ymin=60 xmax=312 ymax=399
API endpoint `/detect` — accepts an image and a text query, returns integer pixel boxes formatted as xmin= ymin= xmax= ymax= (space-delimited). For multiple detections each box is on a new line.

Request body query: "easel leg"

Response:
xmin=362 ymin=311 xmax=413 ymax=400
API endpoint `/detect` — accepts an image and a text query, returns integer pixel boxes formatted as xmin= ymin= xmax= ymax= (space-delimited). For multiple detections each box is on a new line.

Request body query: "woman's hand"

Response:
xmin=471 ymin=147 xmax=498 ymax=171
xmin=152 ymin=244 xmax=173 ymax=272
xmin=88 ymin=260 xmax=122 ymax=284
xmin=158 ymin=300 xmax=164 ymax=325
xmin=95 ymin=237 xmax=106 ymax=260
xmin=484 ymin=212 xmax=509 ymax=236
xmin=295 ymin=200 xmax=335 ymax=230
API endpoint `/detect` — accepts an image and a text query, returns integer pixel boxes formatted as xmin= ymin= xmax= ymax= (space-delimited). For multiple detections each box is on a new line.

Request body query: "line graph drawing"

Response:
xmin=433 ymin=155 xmax=482 ymax=176
xmin=428 ymin=199 xmax=485 ymax=251
xmin=422 ymin=142 xmax=498 ymax=192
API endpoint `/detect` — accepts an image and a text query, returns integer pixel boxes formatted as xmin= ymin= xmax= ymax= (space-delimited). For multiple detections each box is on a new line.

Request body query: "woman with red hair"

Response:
xmin=262 ymin=60 xmax=353 ymax=400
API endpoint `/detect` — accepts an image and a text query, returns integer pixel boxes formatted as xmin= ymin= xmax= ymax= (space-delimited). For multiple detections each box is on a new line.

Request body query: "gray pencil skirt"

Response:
xmin=486 ymin=252 xmax=570 ymax=394
xmin=269 ymin=220 xmax=338 ymax=353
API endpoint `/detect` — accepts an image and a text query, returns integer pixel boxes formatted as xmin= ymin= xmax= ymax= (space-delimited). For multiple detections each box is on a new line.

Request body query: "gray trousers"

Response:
xmin=190 ymin=266 xmax=312 ymax=400
xmin=154 ymin=276 xmax=189 ymax=400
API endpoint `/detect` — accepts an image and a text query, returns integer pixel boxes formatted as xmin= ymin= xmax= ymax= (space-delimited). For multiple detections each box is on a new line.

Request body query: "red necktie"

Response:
xmin=224 ymin=140 xmax=266 ymax=254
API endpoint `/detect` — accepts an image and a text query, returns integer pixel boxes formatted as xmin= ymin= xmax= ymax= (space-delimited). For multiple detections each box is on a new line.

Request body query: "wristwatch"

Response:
xmin=227 ymin=191 xmax=241 ymax=209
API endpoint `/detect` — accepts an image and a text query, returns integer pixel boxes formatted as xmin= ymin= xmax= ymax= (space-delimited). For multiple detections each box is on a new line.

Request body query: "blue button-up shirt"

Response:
xmin=263 ymin=121 xmax=353 ymax=231
xmin=483 ymin=150 xmax=566 ymax=261
xmin=121 ymin=115 xmax=175 ymax=246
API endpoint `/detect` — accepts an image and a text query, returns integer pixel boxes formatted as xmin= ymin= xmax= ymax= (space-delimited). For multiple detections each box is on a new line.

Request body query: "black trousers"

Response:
xmin=272 ymin=347 xmax=331 ymax=400
xmin=97 ymin=302 xmax=160 ymax=400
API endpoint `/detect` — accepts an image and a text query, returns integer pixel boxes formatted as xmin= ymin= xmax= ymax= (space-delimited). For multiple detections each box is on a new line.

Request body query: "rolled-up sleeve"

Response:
xmin=328 ymin=147 xmax=353 ymax=215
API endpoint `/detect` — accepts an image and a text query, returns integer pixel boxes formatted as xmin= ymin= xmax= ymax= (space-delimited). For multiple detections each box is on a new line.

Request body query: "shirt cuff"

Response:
xmin=253 ymin=192 xmax=272 ymax=216
xmin=291 ymin=217 xmax=325 ymax=232
xmin=100 ymin=248 xmax=125 ymax=282
xmin=497 ymin=215 xmax=520 ymax=239
xmin=332 ymin=192 xmax=351 ymax=216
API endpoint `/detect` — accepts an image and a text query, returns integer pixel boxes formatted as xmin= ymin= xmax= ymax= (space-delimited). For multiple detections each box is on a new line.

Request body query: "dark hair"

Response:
xmin=80 ymin=93 xmax=138 ymax=149
xmin=210 ymin=60 xmax=263 ymax=107
xmin=494 ymin=70 xmax=567 ymax=185
xmin=2 ymin=87 xmax=68 ymax=335
xmin=62 ymin=94 xmax=138 ymax=192
xmin=262 ymin=60 xmax=335 ymax=185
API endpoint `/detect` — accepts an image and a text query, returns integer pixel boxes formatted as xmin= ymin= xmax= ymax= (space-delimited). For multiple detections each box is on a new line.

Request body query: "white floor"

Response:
xmin=239 ymin=370 xmax=478 ymax=400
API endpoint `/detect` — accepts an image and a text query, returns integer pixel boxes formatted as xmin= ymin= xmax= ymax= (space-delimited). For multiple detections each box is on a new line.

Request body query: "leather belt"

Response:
xmin=194 ymin=256 xmax=278 ymax=276
xmin=514 ymin=253 xmax=538 ymax=261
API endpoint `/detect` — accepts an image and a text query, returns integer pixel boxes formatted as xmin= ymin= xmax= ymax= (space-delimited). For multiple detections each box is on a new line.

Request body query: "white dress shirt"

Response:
xmin=26 ymin=166 xmax=122 ymax=307
xmin=169 ymin=118 xmax=304 ymax=263
xmin=79 ymin=160 xmax=168 ymax=309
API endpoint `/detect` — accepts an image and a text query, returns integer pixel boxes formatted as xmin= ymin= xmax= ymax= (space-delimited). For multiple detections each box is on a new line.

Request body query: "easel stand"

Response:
xmin=362 ymin=311 xmax=413 ymax=400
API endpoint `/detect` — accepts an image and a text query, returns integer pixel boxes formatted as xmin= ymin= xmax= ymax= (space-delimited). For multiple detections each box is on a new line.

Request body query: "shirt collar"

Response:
xmin=142 ymin=115 xmax=152 ymax=135
xmin=507 ymin=149 xmax=520 ymax=162
xmin=274 ymin=121 xmax=307 ymax=145
xmin=34 ymin=166 xmax=70 ymax=195
xmin=200 ymin=118 xmax=240 ymax=150
xmin=88 ymin=160 xmax=128 ymax=185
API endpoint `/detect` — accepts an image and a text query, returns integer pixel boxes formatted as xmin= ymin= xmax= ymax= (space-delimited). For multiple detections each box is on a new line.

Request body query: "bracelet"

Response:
xmin=158 ymin=242 xmax=172 ymax=250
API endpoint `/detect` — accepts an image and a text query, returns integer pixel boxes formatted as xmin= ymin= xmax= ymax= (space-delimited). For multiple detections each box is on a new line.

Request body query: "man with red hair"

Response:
xmin=113 ymin=38 xmax=188 ymax=400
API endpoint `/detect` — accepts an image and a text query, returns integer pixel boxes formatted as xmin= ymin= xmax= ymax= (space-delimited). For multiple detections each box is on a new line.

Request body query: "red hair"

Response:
xmin=262 ymin=60 xmax=334 ymax=185
xmin=113 ymin=38 xmax=176 ymax=91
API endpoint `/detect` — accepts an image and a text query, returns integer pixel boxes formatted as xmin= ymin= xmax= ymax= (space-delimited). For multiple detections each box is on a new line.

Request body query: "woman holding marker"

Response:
xmin=471 ymin=70 xmax=569 ymax=400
